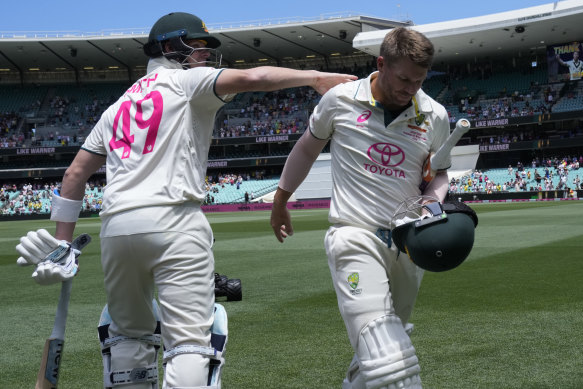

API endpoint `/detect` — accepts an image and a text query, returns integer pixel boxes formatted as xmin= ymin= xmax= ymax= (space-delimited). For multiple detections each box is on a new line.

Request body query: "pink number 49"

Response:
xmin=109 ymin=91 xmax=164 ymax=159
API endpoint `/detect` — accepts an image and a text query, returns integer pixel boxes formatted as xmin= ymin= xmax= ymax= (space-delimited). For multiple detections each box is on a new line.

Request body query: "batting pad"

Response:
xmin=162 ymin=303 xmax=228 ymax=388
xmin=98 ymin=300 xmax=161 ymax=388
xmin=357 ymin=315 xmax=422 ymax=389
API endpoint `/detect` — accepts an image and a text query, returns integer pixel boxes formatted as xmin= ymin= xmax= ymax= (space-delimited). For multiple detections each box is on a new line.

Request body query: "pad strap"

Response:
xmin=102 ymin=334 xmax=161 ymax=350
xmin=50 ymin=192 xmax=83 ymax=222
xmin=105 ymin=364 xmax=158 ymax=386
xmin=163 ymin=344 xmax=217 ymax=363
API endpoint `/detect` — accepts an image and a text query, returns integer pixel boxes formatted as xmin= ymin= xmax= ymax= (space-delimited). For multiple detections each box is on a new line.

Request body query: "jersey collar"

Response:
xmin=147 ymin=56 xmax=183 ymax=73
xmin=354 ymin=71 xmax=432 ymax=124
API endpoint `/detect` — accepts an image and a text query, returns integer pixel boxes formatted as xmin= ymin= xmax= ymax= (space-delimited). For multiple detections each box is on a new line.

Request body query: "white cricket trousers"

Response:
xmin=100 ymin=204 xmax=215 ymax=388
xmin=325 ymin=224 xmax=424 ymax=349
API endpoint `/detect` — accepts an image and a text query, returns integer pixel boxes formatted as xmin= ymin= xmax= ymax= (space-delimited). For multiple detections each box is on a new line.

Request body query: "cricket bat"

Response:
xmin=419 ymin=118 xmax=471 ymax=191
xmin=35 ymin=233 xmax=92 ymax=389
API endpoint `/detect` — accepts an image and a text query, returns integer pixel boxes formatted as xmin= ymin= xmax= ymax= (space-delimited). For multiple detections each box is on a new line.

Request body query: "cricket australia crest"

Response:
xmin=347 ymin=272 xmax=362 ymax=295
xmin=415 ymin=113 xmax=426 ymax=126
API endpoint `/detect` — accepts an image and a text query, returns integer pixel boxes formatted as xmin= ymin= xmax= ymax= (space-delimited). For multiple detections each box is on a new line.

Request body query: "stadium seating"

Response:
xmin=206 ymin=178 xmax=280 ymax=204
xmin=552 ymin=84 xmax=583 ymax=113
xmin=1 ymin=177 xmax=282 ymax=214
xmin=1 ymin=61 xmax=581 ymax=208
xmin=0 ymin=185 xmax=104 ymax=215
xmin=451 ymin=165 xmax=581 ymax=194
xmin=1 ymin=63 xmax=581 ymax=148
xmin=0 ymin=85 xmax=47 ymax=116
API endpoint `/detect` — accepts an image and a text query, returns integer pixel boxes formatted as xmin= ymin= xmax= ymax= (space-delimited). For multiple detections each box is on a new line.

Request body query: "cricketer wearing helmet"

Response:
xmin=271 ymin=27 xmax=454 ymax=388
xmin=15 ymin=11 xmax=356 ymax=389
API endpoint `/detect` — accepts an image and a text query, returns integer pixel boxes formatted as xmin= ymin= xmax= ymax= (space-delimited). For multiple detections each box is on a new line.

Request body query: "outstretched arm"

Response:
xmin=270 ymin=131 xmax=328 ymax=242
xmin=215 ymin=67 xmax=356 ymax=96
xmin=556 ymin=54 xmax=567 ymax=66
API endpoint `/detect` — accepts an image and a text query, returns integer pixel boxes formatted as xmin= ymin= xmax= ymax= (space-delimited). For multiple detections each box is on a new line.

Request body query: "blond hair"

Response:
xmin=380 ymin=27 xmax=434 ymax=68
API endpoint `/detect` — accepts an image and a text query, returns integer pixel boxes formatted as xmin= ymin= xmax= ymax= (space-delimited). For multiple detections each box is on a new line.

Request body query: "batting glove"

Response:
xmin=392 ymin=215 xmax=430 ymax=227
xmin=15 ymin=229 xmax=80 ymax=285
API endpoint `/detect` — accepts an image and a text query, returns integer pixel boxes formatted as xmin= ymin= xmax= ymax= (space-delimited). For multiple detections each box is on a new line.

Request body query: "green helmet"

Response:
xmin=391 ymin=200 xmax=478 ymax=272
xmin=143 ymin=12 xmax=221 ymax=58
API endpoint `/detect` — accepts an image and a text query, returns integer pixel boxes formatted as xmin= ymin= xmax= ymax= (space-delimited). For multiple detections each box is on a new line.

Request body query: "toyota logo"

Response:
xmin=367 ymin=143 xmax=405 ymax=167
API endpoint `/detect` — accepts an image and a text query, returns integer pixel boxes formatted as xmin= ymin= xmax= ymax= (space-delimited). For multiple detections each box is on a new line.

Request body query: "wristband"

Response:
xmin=50 ymin=193 xmax=83 ymax=222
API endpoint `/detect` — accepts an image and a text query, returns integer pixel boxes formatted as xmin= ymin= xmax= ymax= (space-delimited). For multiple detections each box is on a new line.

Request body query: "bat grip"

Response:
xmin=50 ymin=280 xmax=73 ymax=340
xmin=430 ymin=119 xmax=470 ymax=170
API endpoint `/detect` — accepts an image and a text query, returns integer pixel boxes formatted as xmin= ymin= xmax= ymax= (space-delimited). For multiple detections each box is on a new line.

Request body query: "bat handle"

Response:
xmin=50 ymin=280 xmax=73 ymax=340
xmin=455 ymin=118 xmax=471 ymax=135
xmin=430 ymin=118 xmax=471 ymax=170
xmin=47 ymin=234 xmax=89 ymax=340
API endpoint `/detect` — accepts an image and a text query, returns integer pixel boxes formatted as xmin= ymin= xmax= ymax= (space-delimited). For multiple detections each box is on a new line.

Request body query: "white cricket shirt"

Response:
xmin=566 ymin=59 xmax=582 ymax=80
xmin=82 ymin=57 xmax=230 ymax=217
xmin=309 ymin=71 xmax=451 ymax=229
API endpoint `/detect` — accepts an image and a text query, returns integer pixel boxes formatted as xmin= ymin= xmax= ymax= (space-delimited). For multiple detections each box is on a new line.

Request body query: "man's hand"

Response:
xmin=312 ymin=72 xmax=357 ymax=95
xmin=16 ymin=229 xmax=80 ymax=285
xmin=271 ymin=203 xmax=293 ymax=243
xmin=270 ymin=188 xmax=295 ymax=243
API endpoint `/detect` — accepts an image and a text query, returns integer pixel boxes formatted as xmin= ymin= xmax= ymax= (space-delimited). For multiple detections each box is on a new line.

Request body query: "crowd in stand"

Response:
xmin=214 ymin=87 xmax=319 ymax=137
xmin=216 ymin=117 xmax=305 ymax=138
xmin=0 ymin=112 xmax=23 ymax=148
xmin=1 ymin=63 xmax=583 ymax=207
xmin=1 ymin=61 xmax=582 ymax=149
xmin=0 ymin=180 xmax=105 ymax=216
xmin=46 ymin=93 xmax=115 ymax=130
xmin=0 ymin=172 xmax=276 ymax=213
xmin=1 ymin=182 xmax=51 ymax=215
xmin=4 ymin=155 xmax=579 ymax=215
xmin=447 ymin=82 xmax=560 ymax=124
xmin=34 ymin=131 xmax=79 ymax=146
xmin=203 ymin=170 xmax=268 ymax=204
xmin=450 ymin=95 xmax=552 ymax=123
xmin=449 ymin=155 xmax=582 ymax=195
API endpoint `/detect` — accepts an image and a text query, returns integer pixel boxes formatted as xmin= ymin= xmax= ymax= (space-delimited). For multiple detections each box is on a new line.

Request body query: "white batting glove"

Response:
xmin=16 ymin=229 xmax=62 ymax=266
xmin=15 ymin=229 xmax=80 ymax=285
xmin=32 ymin=243 xmax=80 ymax=285
xmin=393 ymin=216 xmax=420 ymax=227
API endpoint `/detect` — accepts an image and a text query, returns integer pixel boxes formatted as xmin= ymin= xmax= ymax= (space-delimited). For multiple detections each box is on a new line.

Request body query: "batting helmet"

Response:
xmin=391 ymin=200 xmax=478 ymax=272
xmin=143 ymin=12 xmax=221 ymax=58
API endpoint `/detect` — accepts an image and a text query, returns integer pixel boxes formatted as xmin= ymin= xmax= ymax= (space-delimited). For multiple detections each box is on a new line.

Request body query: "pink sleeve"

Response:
xmin=278 ymin=130 xmax=329 ymax=193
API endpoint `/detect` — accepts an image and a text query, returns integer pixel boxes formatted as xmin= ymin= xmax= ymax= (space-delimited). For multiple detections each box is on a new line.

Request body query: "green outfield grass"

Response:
xmin=1 ymin=201 xmax=582 ymax=388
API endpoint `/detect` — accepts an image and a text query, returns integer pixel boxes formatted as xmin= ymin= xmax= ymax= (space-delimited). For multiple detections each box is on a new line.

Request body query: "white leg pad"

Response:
xmin=357 ymin=315 xmax=422 ymax=389
xmin=163 ymin=303 xmax=228 ymax=389
xmin=98 ymin=299 xmax=161 ymax=388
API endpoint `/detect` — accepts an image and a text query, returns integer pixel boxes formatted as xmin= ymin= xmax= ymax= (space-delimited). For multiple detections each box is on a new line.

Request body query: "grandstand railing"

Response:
xmin=0 ymin=13 xmax=405 ymax=39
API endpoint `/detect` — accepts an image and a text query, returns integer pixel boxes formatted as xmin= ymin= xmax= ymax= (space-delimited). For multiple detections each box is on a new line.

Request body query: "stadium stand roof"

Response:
xmin=355 ymin=1 xmax=583 ymax=62
xmin=0 ymin=13 xmax=408 ymax=78
xmin=0 ymin=1 xmax=581 ymax=82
